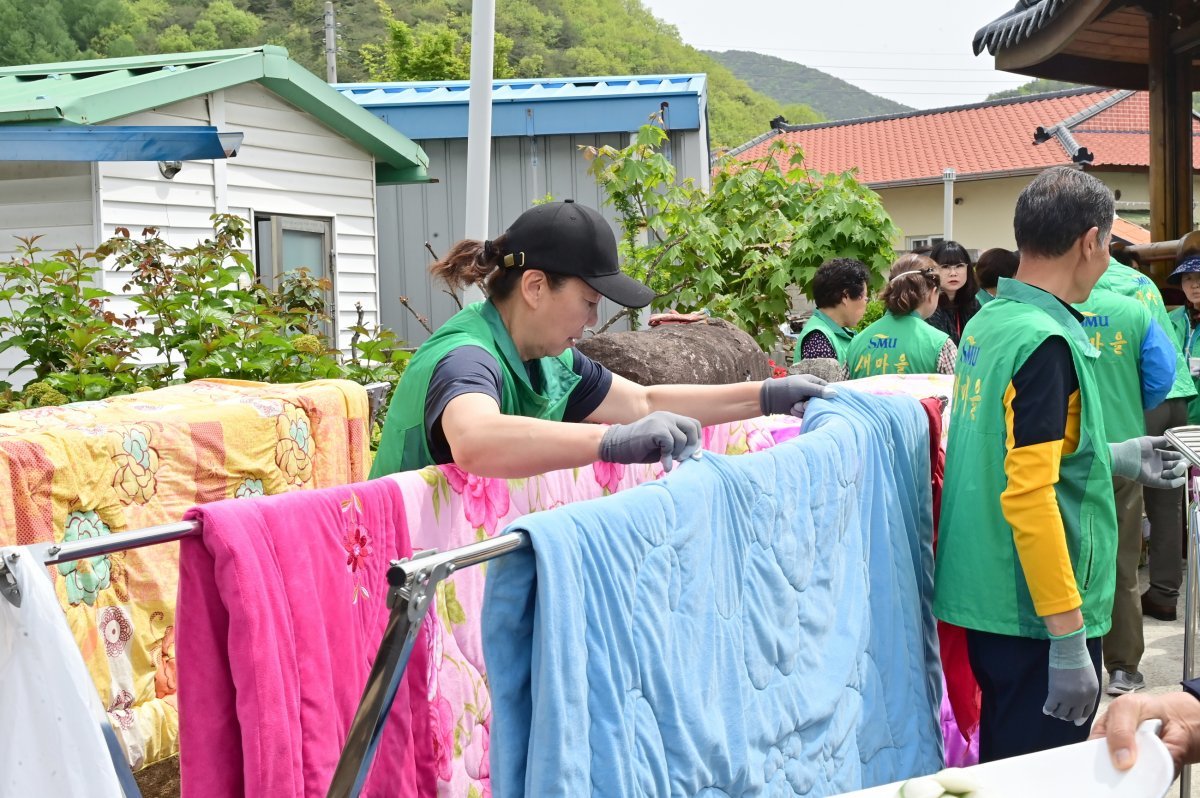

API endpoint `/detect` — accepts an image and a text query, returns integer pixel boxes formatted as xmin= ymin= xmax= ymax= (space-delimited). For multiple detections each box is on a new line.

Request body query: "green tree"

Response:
xmin=987 ymin=78 xmax=1081 ymax=101
xmin=198 ymin=0 xmax=263 ymax=49
xmin=361 ymin=2 xmax=515 ymax=81
xmin=0 ymin=0 xmax=80 ymax=65
xmin=585 ymin=124 xmax=898 ymax=350
xmin=155 ymin=25 xmax=195 ymax=53
xmin=779 ymin=103 xmax=823 ymax=126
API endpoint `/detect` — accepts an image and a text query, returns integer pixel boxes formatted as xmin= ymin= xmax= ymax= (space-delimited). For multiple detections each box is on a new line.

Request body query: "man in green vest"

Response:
xmin=792 ymin=258 xmax=871 ymax=366
xmin=934 ymin=166 xmax=1187 ymax=762
xmin=1072 ymin=287 xmax=1175 ymax=697
xmin=370 ymin=201 xmax=835 ymax=478
xmin=1098 ymin=255 xmax=1196 ymax=625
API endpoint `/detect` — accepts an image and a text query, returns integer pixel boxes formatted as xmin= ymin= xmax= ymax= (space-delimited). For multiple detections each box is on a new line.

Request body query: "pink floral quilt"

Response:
xmin=386 ymin=416 xmax=803 ymax=797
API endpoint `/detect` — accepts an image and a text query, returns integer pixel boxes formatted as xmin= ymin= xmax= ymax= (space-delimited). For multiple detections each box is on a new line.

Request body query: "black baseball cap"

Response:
xmin=501 ymin=200 xmax=655 ymax=308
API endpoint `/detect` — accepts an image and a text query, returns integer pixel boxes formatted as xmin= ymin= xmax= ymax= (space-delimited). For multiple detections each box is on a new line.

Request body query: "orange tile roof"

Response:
xmin=1112 ymin=215 xmax=1151 ymax=245
xmin=727 ymin=88 xmax=1200 ymax=184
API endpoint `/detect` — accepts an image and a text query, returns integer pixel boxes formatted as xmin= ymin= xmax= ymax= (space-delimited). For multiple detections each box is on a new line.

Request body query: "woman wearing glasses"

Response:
xmin=846 ymin=254 xmax=957 ymax=378
xmin=926 ymin=240 xmax=980 ymax=345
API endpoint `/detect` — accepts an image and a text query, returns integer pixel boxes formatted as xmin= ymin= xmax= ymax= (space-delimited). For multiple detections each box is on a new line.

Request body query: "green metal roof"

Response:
xmin=0 ymin=45 xmax=429 ymax=184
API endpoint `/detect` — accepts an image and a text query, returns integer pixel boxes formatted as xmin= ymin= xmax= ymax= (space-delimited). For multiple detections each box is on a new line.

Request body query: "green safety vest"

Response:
xmin=976 ymin=288 xmax=996 ymax=307
xmin=793 ymin=309 xmax=856 ymax=366
xmin=934 ymin=278 xmax=1117 ymax=639
xmin=845 ymin=310 xmax=949 ymax=378
xmin=1072 ymin=288 xmax=1153 ymax=443
xmin=1168 ymin=306 xmax=1200 ymax=424
xmin=369 ymin=300 xmax=582 ymax=476
xmin=1095 ymin=259 xmax=1194 ymax=401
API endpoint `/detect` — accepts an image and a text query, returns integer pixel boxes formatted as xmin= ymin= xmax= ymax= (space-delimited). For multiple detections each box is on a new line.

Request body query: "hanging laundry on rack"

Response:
xmin=390 ymin=415 xmax=804 ymax=797
xmin=0 ymin=546 xmax=135 ymax=798
xmin=176 ymin=476 xmax=433 ymax=798
xmin=483 ymin=389 xmax=943 ymax=796
xmin=0 ymin=377 xmax=370 ymax=771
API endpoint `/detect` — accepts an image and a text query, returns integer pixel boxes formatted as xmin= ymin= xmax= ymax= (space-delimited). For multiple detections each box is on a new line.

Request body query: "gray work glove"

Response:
xmin=1043 ymin=626 xmax=1098 ymax=726
xmin=599 ymin=411 xmax=702 ymax=472
xmin=1110 ymin=435 xmax=1187 ymax=489
xmin=759 ymin=375 xmax=838 ymax=418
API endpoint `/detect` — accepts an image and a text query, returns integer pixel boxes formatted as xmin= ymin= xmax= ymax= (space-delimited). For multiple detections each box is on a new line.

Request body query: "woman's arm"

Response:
xmin=441 ymin=393 xmax=606 ymax=478
xmin=586 ymin=372 xmax=834 ymax=427
xmin=936 ymin=339 xmax=958 ymax=375
xmin=585 ymin=373 xmax=760 ymax=426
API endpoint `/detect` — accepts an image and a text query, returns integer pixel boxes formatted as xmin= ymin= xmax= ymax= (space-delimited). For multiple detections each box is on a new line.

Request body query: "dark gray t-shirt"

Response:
xmin=424 ymin=345 xmax=614 ymax=465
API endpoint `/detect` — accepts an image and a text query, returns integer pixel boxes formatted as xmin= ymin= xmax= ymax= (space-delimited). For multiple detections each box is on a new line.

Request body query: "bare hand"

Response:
xmin=1090 ymin=692 xmax=1200 ymax=773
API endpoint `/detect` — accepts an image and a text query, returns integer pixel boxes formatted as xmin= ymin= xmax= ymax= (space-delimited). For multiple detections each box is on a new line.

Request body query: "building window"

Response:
xmin=907 ymin=235 xmax=944 ymax=252
xmin=254 ymin=214 xmax=335 ymax=336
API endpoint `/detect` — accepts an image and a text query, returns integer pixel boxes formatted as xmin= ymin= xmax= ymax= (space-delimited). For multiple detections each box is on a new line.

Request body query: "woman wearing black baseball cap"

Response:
xmin=369 ymin=200 xmax=834 ymax=478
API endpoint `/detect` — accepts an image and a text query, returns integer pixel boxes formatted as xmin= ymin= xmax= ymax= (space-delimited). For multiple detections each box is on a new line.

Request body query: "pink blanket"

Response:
xmin=177 ymin=477 xmax=432 ymax=798
xmin=390 ymin=416 xmax=804 ymax=796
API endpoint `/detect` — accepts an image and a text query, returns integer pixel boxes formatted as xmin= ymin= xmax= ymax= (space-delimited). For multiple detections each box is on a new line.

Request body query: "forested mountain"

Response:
xmin=986 ymin=78 xmax=1082 ymax=100
xmin=707 ymin=49 xmax=912 ymax=121
xmin=0 ymin=0 xmax=824 ymax=147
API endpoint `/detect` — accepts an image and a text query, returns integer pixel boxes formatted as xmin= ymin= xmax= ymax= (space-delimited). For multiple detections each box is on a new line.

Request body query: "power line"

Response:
xmin=700 ymin=44 xmax=991 ymax=57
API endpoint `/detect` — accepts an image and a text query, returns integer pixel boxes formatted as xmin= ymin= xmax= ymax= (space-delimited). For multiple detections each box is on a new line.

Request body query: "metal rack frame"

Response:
xmin=1162 ymin=426 xmax=1200 ymax=796
xmin=324 ymin=531 xmax=529 ymax=798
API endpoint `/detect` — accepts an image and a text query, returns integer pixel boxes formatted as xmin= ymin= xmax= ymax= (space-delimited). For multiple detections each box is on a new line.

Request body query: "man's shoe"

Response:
xmin=1142 ymin=593 xmax=1178 ymax=621
xmin=1106 ymin=670 xmax=1146 ymax=696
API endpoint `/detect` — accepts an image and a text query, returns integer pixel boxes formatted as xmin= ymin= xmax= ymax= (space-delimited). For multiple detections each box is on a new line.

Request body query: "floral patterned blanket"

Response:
xmin=387 ymin=416 xmax=805 ymax=798
xmin=0 ymin=379 xmax=369 ymax=769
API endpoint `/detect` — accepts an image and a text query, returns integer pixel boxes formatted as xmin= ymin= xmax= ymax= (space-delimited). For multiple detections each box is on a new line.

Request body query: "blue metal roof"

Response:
xmin=336 ymin=74 xmax=707 ymax=140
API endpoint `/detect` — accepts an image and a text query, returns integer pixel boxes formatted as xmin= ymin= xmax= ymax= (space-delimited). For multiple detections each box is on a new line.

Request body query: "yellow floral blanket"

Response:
xmin=0 ymin=379 xmax=369 ymax=769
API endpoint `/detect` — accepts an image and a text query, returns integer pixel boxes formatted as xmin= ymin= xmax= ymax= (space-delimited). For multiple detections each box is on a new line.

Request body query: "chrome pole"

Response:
xmin=1182 ymin=471 xmax=1198 ymax=797
xmin=326 ymin=532 xmax=529 ymax=797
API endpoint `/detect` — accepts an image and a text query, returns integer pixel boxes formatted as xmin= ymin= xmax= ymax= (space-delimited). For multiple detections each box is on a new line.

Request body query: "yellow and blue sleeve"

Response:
xmin=1000 ymin=336 xmax=1083 ymax=617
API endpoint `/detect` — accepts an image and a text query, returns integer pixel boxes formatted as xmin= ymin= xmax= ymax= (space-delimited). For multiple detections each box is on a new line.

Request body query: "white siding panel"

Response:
xmin=91 ymin=86 xmax=379 ymax=355
xmin=336 ymin=271 xmax=377 ymax=293
xmin=116 ymin=99 xmax=209 ymax=125
xmin=0 ymin=163 xmax=95 ymax=388
xmin=336 ymin=235 xmax=376 ymax=258
xmin=231 ymin=147 xmax=373 ymax=180
xmin=240 ymin=127 xmax=367 ymax=162
xmin=226 ymin=99 xmax=343 ymax=140
xmin=227 ymin=164 xmax=372 ymax=200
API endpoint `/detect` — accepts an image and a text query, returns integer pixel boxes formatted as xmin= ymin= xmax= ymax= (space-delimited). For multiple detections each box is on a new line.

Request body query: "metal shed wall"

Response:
xmin=378 ymin=128 xmax=704 ymax=345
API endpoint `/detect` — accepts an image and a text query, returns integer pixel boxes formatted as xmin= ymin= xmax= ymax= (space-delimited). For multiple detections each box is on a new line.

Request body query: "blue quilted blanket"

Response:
xmin=482 ymin=390 xmax=943 ymax=796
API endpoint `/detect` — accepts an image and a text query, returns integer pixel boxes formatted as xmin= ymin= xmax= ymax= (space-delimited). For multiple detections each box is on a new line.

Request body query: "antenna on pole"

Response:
xmin=324 ymin=1 xmax=338 ymax=83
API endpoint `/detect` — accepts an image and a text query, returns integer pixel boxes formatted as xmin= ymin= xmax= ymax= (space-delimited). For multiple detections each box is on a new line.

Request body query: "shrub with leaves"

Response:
xmin=0 ymin=216 xmax=411 ymax=441
xmin=584 ymin=124 xmax=898 ymax=351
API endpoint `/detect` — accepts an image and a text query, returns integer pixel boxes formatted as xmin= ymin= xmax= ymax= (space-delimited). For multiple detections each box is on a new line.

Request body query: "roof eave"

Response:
xmin=261 ymin=59 xmax=429 ymax=174
xmin=865 ymin=166 xmax=1060 ymax=190
xmin=975 ymin=0 xmax=1108 ymax=64
xmin=41 ymin=51 xmax=273 ymax=125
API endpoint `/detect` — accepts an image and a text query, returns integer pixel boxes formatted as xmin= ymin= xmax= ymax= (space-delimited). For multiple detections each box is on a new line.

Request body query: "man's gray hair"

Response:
xmin=1014 ymin=166 xmax=1114 ymax=258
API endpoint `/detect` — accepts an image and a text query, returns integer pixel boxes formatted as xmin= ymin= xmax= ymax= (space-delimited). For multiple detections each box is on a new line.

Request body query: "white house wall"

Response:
xmin=97 ymin=84 xmax=380 ymax=351
xmin=0 ymin=161 xmax=96 ymax=388
xmin=873 ymin=171 xmax=1200 ymax=254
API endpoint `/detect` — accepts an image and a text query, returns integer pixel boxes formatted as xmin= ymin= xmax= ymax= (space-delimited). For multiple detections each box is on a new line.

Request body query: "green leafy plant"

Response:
xmin=0 ymin=217 xmax=411 ymax=444
xmin=857 ymin=299 xmax=885 ymax=332
xmin=584 ymin=124 xmax=898 ymax=351
xmin=0 ymin=236 xmax=138 ymax=396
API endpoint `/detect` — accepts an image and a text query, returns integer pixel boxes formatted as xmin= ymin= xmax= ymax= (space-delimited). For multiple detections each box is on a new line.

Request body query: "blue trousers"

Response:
xmin=966 ymin=628 xmax=1103 ymax=762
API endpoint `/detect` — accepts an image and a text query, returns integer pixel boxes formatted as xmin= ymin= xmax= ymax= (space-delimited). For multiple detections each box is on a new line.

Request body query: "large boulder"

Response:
xmin=576 ymin=318 xmax=771 ymax=385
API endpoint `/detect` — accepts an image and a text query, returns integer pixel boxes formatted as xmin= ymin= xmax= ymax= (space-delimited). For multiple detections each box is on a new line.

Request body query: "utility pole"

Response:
xmin=324 ymin=1 xmax=337 ymax=83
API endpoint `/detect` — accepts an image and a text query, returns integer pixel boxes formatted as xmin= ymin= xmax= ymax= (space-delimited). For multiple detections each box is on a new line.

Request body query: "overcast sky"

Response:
xmin=640 ymin=0 xmax=1035 ymax=110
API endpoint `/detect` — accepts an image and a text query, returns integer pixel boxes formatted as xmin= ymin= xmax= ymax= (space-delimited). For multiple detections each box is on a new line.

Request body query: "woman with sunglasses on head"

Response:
xmin=846 ymin=253 xmax=957 ymax=378
xmin=926 ymin=240 xmax=981 ymax=345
